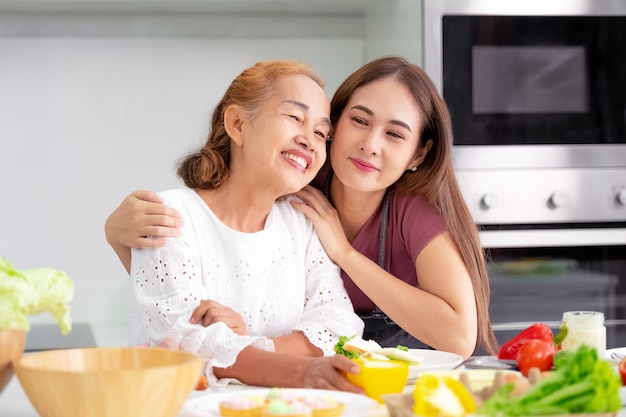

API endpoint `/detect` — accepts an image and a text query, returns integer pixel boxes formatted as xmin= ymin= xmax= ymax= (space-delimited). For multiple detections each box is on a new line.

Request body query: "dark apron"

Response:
xmin=326 ymin=185 xmax=432 ymax=349
xmin=360 ymin=313 xmax=431 ymax=349
xmin=357 ymin=192 xmax=432 ymax=350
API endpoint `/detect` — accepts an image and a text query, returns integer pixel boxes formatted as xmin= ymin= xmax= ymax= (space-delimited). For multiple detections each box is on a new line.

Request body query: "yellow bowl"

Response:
xmin=346 ymin=358 xmax=409 ymax=403
xmin=0 ymin=329 xmax=26 ymax=395
xmin=14 ymin=346 xmax=205 ymax=417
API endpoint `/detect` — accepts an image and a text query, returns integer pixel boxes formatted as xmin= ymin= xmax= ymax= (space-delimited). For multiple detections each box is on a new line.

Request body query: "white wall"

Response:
xmin=364 ymin=0 xmax=422 ymax=64
xmin=0 ymin=22 xmax=365 ymax=328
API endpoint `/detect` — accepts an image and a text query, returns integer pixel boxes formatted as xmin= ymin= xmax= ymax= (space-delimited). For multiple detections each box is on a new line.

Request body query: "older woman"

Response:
xmin=116 ymin=60 xmax=363 ymax=390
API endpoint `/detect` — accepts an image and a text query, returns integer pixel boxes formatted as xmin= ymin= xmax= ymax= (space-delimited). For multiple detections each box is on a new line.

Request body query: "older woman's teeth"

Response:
xmin=283 ymin=153 xmax=307 ymax=169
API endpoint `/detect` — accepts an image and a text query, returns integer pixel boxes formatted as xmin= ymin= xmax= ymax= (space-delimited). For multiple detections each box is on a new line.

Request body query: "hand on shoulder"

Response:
xmin=105 ymin=189 xmax=182 ymax=248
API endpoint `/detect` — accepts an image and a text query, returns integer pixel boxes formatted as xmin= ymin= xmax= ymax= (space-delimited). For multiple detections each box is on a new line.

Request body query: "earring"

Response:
xmin=411 ymin=166 xmax=418 ymax=172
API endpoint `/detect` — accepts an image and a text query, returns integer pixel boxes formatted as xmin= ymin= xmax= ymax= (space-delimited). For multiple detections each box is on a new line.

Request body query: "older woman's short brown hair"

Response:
xmin=178 ymin=60 xmax=325 ymax=190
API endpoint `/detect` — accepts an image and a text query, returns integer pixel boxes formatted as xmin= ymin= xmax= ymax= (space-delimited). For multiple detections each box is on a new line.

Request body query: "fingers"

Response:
xmin=129 ymin=190 xmax=182 ymax=223
xmin=290 ymin=199 xmax=317 ymax=220
xmin=190 ymin=300 xmax=218 ymax=324
xmin=142 ymin=204 xmax=182 ymax=222
xmin=201 ymin=315 xmax=247 ymax=335
xmin=291 ymin=194 xmax=324 ymax=220
xmin=189 ymin=300 xmax=248 ymax=335
xmin=106 ymin=190 xmax=182 ymax=250
xmin=327 ymin=375 xmax=364 ymax=394
xmin=189 ymin=303 xmax=208 ymax=325
xmin=331 ymin=354 xmax=361 ymax=375
xmin=302 ymin=356 xmax=364 ymax=393
xmin=140 ymin=223 xmax=181 ymax=239
xmin=134 ymin=236 xmax=169 ymax=248
xmin=326 ymin=355 xmax=363 ymax=393
xmin=294 ymin=186 xmax=325 ymax=206
xmin=299 ymin=184 xmax=323 ymax=196
xmin=126 ymin=192 xmax=182 ymax=242
xmin=132 ymin=190 xmax=164 ymax=204
xmin=293 ymin=188 xmax=334 ymax=217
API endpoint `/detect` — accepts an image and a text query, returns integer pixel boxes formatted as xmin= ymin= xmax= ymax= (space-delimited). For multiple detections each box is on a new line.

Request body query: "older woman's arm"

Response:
xmin=213 ymin=348 xmax=362 ymax=392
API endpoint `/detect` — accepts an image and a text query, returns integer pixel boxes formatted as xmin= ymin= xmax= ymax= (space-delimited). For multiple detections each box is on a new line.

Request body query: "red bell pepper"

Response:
xmin=497 ymin=323 xmax=554 ymax=360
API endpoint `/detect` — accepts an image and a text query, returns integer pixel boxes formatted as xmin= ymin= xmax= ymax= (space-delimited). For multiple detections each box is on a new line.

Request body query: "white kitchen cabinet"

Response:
xmin=0 ymin=0 xmax=422 ymax=64
xmin=0 ymin=0 xmax=374 ymax=14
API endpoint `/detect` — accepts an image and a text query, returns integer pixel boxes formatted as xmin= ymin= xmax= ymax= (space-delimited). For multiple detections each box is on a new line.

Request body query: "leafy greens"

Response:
xmin=0 ymin=257 xmax=73 ymax=334
xmin=334 ymin=335 xmax=361 ymax=359
xmin=479 ymin=344 xmax=622 ymax=416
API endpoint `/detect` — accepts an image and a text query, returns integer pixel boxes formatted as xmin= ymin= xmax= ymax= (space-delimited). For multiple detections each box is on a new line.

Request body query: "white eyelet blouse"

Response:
xmin=129 ymin=188 xmax=364 ymax=385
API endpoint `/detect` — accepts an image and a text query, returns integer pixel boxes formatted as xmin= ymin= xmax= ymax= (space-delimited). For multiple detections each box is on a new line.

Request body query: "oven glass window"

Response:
xmin=472 ymin=46 xmax=587 ymax=114
xmin=443 ymin=15 xmax=626 ymax=146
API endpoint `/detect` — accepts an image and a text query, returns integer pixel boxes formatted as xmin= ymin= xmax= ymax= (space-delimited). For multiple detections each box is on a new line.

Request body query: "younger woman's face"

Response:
xmin=330 ymin=77 xmax=425 ymax=194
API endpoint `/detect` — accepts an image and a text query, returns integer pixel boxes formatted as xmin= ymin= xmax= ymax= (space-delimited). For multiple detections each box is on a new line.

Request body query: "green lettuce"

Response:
xmin=334 ymin=335 xmax=361 ymax=359
xmin=0 ymin=257 xmax=73 ymax=334
xmin=479 ymin=344 xmax=622 ymax=416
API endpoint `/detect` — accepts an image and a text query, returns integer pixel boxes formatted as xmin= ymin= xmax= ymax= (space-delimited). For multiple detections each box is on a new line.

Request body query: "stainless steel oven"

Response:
xmin=423 ymin=0 xmax=626 ymax=351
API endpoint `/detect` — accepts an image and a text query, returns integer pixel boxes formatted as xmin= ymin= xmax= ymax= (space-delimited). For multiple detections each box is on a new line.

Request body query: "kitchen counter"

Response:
xmin=5 ymin=378 xmax=625 ymax=417
xmin=3 ymin=331 xmax=626 ymax=417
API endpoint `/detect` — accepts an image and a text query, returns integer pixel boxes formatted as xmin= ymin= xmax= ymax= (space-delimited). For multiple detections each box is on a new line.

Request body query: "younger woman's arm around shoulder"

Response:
xmin=329 ymin=232 xmax=477 ymax=359
xmin=292 ymin=186 xmax=477 ymax=358
xmin=105 ymin=190 xmax=183 ymax=273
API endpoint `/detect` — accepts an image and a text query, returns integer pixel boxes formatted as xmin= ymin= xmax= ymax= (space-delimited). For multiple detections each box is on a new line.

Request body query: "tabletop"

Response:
xmin=4 ymin=368 xmax=626 ymax=417
xmin=3 ymin=325 xmax=626 ymax=417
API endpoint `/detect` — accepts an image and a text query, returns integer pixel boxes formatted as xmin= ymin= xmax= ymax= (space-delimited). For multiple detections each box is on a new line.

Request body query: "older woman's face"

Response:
xmin=241 ymin=74 xmax=331 ymax=195
xmin=329 ymin=77 xmax=424 ymax=193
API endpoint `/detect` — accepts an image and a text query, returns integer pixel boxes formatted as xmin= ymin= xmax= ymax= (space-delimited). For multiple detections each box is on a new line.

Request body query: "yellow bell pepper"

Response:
xmin=346 ymin=357 xmax=409 ymax=403
xmin=413 ymin=375 xmax=477 ymax=417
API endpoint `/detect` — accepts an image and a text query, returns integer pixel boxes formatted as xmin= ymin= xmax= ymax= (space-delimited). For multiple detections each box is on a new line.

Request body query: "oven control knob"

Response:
xmin=480 ymin=193 xmax=499 ymax=210
xmin=548 ymin=192 xmax=567 ymax=209
xmin=617 ymin=189 xmax=626 ymax=206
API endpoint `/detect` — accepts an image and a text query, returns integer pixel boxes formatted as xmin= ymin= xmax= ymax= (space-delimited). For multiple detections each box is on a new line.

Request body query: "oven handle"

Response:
xmin=480 ymin=228 xmax=626 ymax=249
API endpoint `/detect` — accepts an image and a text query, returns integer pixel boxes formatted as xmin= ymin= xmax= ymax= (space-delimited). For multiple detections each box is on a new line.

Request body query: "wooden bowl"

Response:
xmin=14 ymin=346 xmax=205 ymax=417
xmin=0 ymin=329 xmax=26 ymax=395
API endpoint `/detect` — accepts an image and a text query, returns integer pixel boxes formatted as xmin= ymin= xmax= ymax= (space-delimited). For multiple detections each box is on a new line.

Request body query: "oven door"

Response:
xmin=442 ymin=14 xmax=626 ymax=147
xmin=482 ymin=231 xmax=626 ymax=356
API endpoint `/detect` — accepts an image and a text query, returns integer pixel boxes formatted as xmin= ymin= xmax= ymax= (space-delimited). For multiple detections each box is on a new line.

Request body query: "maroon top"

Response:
xmin=341 ymin=192 xmax=447 ymax=313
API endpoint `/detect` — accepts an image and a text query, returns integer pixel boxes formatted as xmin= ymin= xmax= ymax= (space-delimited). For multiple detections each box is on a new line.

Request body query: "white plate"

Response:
xmin=407 ymin=349 xmax=464 ymax=381
xmin=606 ymin=347 xmax=626 ymax=365
xmin=180 ymin=388 xmax=380 ymax=417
